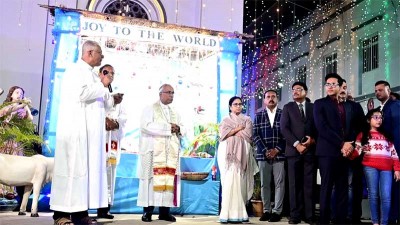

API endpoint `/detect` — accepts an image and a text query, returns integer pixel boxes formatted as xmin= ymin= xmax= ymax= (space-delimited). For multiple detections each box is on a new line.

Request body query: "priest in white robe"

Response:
xmin=96 ymin=64 xmax=127 ymax=220
xmin=137 ymin=84 xmax=183 ymax=223
xmin=50 ymin=40 xmax=121 ymax=225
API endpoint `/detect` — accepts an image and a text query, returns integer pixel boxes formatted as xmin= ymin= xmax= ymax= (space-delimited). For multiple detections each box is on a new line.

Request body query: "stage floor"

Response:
xmin=0 ymin=211 xmax=374 ymax=225
xmin=0 ymin=211 xmax=297 ymax=225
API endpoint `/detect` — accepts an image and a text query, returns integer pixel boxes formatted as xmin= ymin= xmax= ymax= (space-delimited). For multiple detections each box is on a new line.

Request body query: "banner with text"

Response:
xmin=80 ymin=16 xmax=220 ymax=50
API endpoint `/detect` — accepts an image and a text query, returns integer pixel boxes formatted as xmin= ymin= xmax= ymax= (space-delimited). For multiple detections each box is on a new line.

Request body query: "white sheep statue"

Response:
xmin=0 ymin=153 xmax=54 ymax=217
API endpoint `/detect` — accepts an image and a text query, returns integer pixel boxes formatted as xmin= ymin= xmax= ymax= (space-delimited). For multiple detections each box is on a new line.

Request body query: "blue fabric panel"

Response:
xmin=40 ymin=153 xmax=220 ymax=214
xmin=171 ymin=180 xmax=220 ymax=215
xmin=180 ymin=157 xmax=215 ymax=173
xmin=111 ymin=154 xmax=220 ymax=215
xmin=110 ymin=178 xmax=220 ymax=215
xmin=116 ymin=153 xmax=139 ymax=178
xmin=111 ymin=177 xmax=142 ymax=213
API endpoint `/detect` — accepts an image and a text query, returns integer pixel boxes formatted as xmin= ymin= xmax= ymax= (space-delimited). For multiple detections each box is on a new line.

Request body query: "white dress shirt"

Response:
xmin=266 ymin=106 xmax=277 ymax=128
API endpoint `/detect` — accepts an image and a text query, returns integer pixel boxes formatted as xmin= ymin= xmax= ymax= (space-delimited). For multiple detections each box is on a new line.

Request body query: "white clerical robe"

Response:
xmin=137 ymin=101 xmax=183 ymax=207
xmin=105 ymin=104 xmax=127 ymax=205
xmin=50 ymin=59 xmax=113 ymax=212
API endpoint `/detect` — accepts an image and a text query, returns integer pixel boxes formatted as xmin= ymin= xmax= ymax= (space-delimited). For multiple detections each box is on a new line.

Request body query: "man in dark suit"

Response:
xmin=375 ymin=80 xmax=400 ymax=224
xmin=338 ymin=79 xmax=365 ymax=224
xmin=313 ymin=73 xmax=355 ymax=224
xmin=253 ymin=90 xmax=286 ymax=222
xmin=280 ymin=82 xmax=317 ymax=224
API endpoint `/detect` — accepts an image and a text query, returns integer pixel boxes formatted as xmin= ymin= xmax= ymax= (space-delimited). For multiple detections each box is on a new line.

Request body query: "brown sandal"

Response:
xmin=54 ymin=217 xmax=74 ymax=225
xmin=73 ymin=216 xmax=97 ymax=225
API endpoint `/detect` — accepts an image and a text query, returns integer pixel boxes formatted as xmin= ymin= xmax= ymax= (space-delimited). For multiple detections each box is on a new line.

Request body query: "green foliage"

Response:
xmin=183 ymin=123 xmax=219 ymax=157
xmin=0 ymin=101 xmax=43 ymax=156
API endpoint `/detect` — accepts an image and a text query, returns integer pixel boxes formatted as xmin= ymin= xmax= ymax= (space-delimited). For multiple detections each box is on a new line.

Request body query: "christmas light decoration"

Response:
xmin=241 ymin=0 xmax=400 ymax=114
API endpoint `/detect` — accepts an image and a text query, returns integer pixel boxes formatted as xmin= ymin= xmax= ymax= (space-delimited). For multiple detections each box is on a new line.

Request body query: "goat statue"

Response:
xmin=0 ymin=153 xmax=54 ymax=217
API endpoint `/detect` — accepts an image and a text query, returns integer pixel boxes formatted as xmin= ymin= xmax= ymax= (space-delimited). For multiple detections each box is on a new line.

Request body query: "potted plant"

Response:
xmin=251 ymin=172 xmax=263 ymax=217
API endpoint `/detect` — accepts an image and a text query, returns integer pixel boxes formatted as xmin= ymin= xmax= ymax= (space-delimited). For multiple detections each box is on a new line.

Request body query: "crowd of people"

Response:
xmin=2 ymin=40 xmax=400 ymax=225
xmin=218 ymin=73 xmax=400 ymax=225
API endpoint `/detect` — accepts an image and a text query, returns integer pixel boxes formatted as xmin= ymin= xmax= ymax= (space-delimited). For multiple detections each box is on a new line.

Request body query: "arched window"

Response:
xmin=103 ymin=0 xmax=149 ymax=19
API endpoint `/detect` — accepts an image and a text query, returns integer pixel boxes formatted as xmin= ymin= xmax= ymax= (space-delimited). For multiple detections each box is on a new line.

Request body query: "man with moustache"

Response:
xmin=374 ymin=80 xmax=400 ymax=224
xmin=50 ymin=40 xmax=122 ymax=225
xmin=253 ymin=90 xmax=285 ymax=222
xmin=313 ymin=73 xmax=354 ymax=224
xmin=375 ymin=80 xmax=400 ymax=155
xmin=337 ymin=79 xmax=365 ymax=224
xmin=280 ymin=82 xmax=317 ymax=224
xmin=137 ymin=84 xmax=183 ymax=223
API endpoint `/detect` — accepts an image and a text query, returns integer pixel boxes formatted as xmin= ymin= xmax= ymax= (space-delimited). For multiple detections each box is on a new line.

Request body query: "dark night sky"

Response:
xmin=243 ymin=0 xmax=333 ymax=50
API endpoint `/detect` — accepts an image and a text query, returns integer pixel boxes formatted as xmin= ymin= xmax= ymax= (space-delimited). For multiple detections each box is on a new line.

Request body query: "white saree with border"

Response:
xmin=217 ymin=113 xmax=258 ymax=223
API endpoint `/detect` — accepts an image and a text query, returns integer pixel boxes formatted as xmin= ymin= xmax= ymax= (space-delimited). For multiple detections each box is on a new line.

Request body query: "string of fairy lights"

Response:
xmin=241 ymin=0 xmax=400 ymax=107
xmin=15 ymin=0 xmax=399 ymax=107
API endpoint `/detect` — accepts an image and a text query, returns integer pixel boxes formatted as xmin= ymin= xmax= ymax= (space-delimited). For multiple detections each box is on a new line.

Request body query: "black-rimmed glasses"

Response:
xmin=161 ymin=91 xmax=175 ymax=95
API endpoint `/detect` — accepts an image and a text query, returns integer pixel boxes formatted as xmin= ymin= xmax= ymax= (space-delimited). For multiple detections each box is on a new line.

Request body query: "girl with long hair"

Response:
xmin=350 ymin=108 xmax=400 ymax=225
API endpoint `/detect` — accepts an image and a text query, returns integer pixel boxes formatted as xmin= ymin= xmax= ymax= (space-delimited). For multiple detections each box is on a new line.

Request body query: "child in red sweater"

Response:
xmin=350 ymin=108 xmax=400 ymax=225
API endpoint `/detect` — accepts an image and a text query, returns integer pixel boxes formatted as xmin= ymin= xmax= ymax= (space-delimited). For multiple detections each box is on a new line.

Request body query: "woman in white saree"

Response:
xmin=218 ymin=96 xmax=258 ymax=223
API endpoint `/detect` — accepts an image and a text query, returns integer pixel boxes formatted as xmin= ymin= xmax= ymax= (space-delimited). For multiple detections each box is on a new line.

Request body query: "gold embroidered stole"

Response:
xmin=152 ymin=102 xmax=180 ymax=192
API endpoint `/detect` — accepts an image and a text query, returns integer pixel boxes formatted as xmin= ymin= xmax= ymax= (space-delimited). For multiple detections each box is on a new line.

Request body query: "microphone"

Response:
xmin=108 ymin=84 xmax=113 ymax=93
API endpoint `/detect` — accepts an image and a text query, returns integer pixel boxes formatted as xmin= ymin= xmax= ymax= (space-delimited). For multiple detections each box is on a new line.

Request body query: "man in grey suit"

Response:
xmin=280 ymin=82 xmax=317 ymax=224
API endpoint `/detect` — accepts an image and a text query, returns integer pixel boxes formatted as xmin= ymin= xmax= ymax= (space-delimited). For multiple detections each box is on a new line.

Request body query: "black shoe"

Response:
xmin=97 ymin=207 xmax=114 ymax=219
xmin=97 ymin=213 xmax=114 ymax=219
xmin=289 ymin=218 xmax=301 ymax=224
xmin=259 ymin=212 xmax=271 ymax=221
xmin=159 ymin=214 xmax=176 ymax=222
xmin=304 ymin=218 xmax=317 ymax=225
xmin=141 ymin=213 xmax=152 ymax=222
xmin=269 ymin=213 xmax=281 ymax=222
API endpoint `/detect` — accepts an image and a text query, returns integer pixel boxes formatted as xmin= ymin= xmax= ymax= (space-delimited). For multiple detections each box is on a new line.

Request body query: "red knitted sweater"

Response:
xmin=350 ymin=131 xmax=400 ymax=171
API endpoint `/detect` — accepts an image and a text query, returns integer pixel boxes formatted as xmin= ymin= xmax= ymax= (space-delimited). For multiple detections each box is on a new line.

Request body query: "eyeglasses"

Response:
xmin=325 ymin=83 xmax=339 ymax=88
xmin=232 ymin=103 xmax=243 ymax=107
xmin=292 ymin=88 xmax=304 ymax=92
xmin=161 ymin=91 xmax=175 ymax=95
xmin=102 ymin=70 xmax=115 ymax=76
xmin=371 ymin=115 xmax=383 ymax=120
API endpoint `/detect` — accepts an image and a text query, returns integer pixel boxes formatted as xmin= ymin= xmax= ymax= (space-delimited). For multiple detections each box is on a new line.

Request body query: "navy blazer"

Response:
xmin=280 ymin=101 xmax=317 ymax=157
xmin=313 ymin=96 xmax=345 ymax=157
xmin=343 ymin=100 xmax=365 ymax=142
xmin=380 ymin=99 xmax=400 ymax=154
xmin=253 ymin=108 xmax=285 ymax=161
